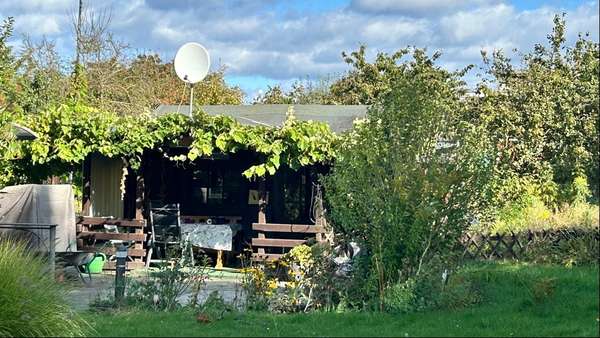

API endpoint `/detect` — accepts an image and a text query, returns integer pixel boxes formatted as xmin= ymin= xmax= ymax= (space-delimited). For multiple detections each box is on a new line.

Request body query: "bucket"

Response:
xmin=87 ymin=253 xmax=107 ymax=273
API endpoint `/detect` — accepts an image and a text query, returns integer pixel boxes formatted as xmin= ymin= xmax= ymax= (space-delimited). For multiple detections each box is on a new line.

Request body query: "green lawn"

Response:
xmin=84 ymin=262 xmax=599 ymax=337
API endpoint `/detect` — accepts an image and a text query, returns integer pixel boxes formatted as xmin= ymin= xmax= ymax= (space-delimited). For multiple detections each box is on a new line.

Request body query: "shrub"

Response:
xmin=323 ymin=50 xmax=493 ymax=310
xmin=239 ymin=244 xmax=350 ymax=313
xmin=0 ymin=238 xmax=89 ymax=336
xmin=91 ymin=243 xmax=211 ymax=312
xmin=383 ymin=278 xmax=419 ymax=313
xmin=524 ymin=229 xmax=599 ymax=266
xmin=125 ymin=252 xmax=210 ymax=311
xmin=384 ymin=260 xmax=482 ymax=313
xmin=487 ymin=186 xmax=599 ymax=234
xmin=438 ymin=275 xmax=482 ymax=310
xmin=239 ymin=249 xmax=274 ymax=311
xmin=196 ymin=291 xmax=233 ymax=323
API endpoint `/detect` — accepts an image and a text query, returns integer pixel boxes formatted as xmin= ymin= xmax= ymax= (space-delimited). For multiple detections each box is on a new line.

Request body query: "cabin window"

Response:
xmin=189 ymin=161 xmax=242 ymax=208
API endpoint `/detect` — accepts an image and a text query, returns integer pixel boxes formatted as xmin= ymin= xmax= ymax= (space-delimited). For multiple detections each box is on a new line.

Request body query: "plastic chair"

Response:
xmin=146 ymin=201 xmax=182 ymax=266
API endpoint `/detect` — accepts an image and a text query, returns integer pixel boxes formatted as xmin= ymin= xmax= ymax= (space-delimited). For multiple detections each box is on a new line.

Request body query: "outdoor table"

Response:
xmin=179 ymin=223 xmax=242 ymax=268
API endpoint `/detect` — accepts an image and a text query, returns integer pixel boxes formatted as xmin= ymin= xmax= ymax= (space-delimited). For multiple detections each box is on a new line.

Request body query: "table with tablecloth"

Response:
xmin=179 ymin=223 xmax=242 ymax=268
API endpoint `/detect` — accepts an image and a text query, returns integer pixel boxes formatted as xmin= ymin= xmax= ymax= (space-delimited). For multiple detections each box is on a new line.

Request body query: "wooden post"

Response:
xmin=257 ymin=178 xmax=267 ymax=255
xmin=135 ymin=170 xmax=145 ymax=220
xmin=133 ymin=162 xmax=146 ymax=264
xmin=215 ymin=250 xmax=223 ymax=269
xmin=257 ymin=178 xmax=267 ymax=224
xmin=82 ymin=156 xmax=92 ymax=216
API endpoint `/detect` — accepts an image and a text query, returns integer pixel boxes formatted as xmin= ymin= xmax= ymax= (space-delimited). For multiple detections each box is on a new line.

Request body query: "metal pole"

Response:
xmin=189 ymin=84 xmax=194 ymax=116
xmin=115 ymin=244 xmax=128 ymax=304
xmin=48 ymin=225 xmax=56 ymax=278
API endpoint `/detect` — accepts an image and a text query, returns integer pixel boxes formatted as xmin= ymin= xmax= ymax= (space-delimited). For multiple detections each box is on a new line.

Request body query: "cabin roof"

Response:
xmin=153 ymin=104 xmax=368 ymax=133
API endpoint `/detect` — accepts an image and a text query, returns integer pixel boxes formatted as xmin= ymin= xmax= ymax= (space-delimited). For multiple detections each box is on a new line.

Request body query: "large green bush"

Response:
xmin=323 ymin=50 xmax=493 ymax=310
xmin=0 ymin=238 xmax=89 ymax=336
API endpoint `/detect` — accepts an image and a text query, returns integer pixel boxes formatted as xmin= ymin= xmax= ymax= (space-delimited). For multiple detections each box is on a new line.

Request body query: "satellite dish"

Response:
xmin=174 ymin=42 xmax=210 ymax=84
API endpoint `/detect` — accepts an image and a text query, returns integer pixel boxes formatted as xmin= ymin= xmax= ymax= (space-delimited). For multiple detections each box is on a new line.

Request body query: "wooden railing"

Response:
xmin=181 ymin=215 xmax=242 ymax=224
xmin=76 ymin=216 xmax=146 ymax=270
xmin=251 ymin=223 xmax=326 ymax=262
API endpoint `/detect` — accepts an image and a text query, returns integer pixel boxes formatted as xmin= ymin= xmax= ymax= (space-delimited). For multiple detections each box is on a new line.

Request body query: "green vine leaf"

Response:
xmin=14 ymin=102 xmax=339 ymax=180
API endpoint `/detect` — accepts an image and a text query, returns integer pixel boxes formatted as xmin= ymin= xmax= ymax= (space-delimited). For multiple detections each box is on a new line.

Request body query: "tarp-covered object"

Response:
xmin=0 ymin=184 xmax=77 ymax=252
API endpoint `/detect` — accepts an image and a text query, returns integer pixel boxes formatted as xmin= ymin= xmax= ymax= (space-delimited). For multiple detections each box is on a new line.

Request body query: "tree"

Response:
xmin=323 ymin=49 xmax=492 ymax=310
xmin=467 ymin=15 xmax=599 ymax=206
xmin=253 ymin=85 xmax=291 ymax=104
xmin=192 ymin=68 xmax=244 ymax=105
xmin=0 ymin=17 xmax=21 ymax=114
xmin=253 ymin=78 xmax=335 ymax=105
xmin=69 ymin=4 xmax=243 ymax=114
xmin=329 ymin=46 xmax=412 ymax=105
xmin=0 ymin=17 xmax=21 ymax=187
xmin=17 ymin=36 xmax=69 ymax=114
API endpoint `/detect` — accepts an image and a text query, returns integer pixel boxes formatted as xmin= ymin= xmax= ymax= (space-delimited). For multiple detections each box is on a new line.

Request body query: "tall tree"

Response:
xmin=468 ymin=15 xmax=599 ymax=204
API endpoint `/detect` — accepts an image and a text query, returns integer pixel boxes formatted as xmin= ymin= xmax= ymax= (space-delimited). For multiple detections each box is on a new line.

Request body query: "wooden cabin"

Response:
xmin=77 ymin=104 xmax=367 ymax=268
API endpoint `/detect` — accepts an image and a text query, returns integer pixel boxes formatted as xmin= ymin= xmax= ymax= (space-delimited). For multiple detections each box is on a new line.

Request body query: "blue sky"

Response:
xmin=1 ymin=0 xmax=598 ymax=101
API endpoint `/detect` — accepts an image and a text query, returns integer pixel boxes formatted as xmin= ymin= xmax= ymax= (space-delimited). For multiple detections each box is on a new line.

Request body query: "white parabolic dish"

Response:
xmin=174 ymin=42 xmax=210 ymax=84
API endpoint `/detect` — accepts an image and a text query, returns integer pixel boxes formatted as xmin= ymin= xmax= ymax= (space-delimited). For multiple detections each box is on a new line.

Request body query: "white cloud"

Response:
xmin=362 ymin=18 xmax=430 ymax=43
xmin=0 ymin=0 xmax=73 ymax=13
xmin=1 ymin=0 xmax=598 ymax=95
xmin=13 ymin=13 xmax=65 ymax=36
xmin=350 ymin=0 xmax=499 ymax=16
xmin=440 ymin=4 xmax=514 ymax=44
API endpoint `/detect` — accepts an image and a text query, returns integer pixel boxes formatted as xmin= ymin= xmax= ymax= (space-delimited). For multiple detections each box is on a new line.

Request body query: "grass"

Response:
xmin=83 ymin=262 xmax=599 ymax=337
xmin=0 ymin=238 xmax=89 ymax=337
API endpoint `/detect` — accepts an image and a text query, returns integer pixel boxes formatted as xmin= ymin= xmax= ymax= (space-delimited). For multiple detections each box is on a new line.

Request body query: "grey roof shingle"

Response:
xmin=153 ymin=104 xmax=368 ymax=133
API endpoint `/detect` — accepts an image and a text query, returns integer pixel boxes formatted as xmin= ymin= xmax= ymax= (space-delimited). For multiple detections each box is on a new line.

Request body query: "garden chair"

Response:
xmin=146 ymin=201 xmax=182 ymax=267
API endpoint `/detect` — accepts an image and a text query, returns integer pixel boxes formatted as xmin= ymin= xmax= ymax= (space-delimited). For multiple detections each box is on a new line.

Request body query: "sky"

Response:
xmin=1 ymin=0 xmax=598 ymax=101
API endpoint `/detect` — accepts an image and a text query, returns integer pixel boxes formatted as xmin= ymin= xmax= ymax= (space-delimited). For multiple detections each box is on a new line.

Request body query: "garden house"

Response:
xmin=77 ymin=104 xmax=367 ymax=268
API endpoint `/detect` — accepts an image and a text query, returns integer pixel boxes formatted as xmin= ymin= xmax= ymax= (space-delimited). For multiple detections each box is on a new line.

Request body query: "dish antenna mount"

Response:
xmin=174 ymin=42 xmax=210 ymax=115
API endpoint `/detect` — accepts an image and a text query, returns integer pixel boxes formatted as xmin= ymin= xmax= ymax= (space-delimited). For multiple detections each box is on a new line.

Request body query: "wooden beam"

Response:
xmin=77 ymin=231 xmax=145 ymax=242
xmin=252 ymin=253 xmax=283 ymax=262
xmin=77 ymin=216 xmax=145 ymax=228
xmin=252 ymin=223 xmax=325 ymax=233
xmin=252 ymin=238 xmax=306 ymax=248
xmin=82 ymin=155 xmax=91 ymax=216
xmin=81 ymin=246 xmax=146 ymax=257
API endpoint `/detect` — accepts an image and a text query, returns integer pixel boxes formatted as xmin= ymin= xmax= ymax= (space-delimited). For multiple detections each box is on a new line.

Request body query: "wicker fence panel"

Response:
xmin=460 ymin=228 xmax=599 ymax=260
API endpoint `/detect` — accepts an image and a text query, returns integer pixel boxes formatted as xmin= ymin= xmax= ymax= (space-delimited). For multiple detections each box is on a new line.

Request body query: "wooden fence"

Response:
xmin=76 ymin=216 xmax=146 ymax=269
xmin=460 ymin=228 xmax=599 ymax=260
xmin=251 ymin=223 xmax=326 ymax=262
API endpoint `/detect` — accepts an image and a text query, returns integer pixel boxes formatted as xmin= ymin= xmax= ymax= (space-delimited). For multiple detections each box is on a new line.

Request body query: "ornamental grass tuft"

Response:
xmin=0 ymin=237 xmax=90 ymax=337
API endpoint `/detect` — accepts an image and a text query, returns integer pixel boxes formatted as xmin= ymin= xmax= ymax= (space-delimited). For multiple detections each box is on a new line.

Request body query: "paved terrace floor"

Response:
xmin=62 ymin=267 xmax=244 ymax=311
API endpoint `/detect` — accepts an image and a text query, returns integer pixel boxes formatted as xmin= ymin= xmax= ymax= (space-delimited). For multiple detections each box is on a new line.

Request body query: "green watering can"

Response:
xmin=86 ymin=253 xmax=107 ymax=274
